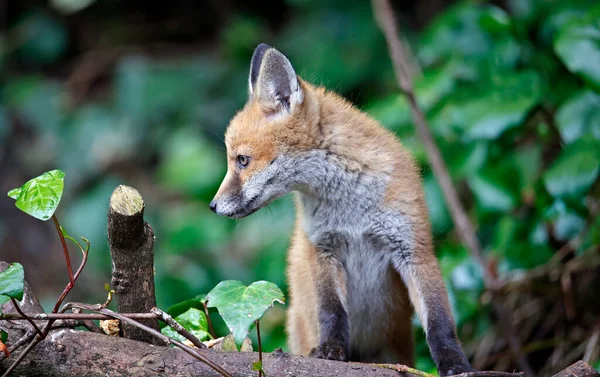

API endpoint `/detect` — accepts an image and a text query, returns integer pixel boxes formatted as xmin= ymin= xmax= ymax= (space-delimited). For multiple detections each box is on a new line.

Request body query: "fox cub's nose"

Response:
xmin=209 ymin=200 xmax=217 ymax=213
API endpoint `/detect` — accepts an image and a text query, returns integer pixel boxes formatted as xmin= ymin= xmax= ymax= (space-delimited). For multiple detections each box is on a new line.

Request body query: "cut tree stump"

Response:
xmin=107 ymin=185 xmax=164 ymax=345
xmin=551 ymin=361 xmax=600 ymax=377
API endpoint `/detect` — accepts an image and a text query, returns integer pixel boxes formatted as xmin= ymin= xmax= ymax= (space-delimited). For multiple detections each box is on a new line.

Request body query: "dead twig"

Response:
xmin=69 ymin=303 xmax=232 ymax=377
xmin=1 ymin=230 xmax=89 ymax=377
xmin=150 ymin=307 xmax=207 ymax=349
xmin=9 ymin=299 xmax=42 ymax=338
xmin=0 ymin=312 xmax=159 ymax=321
xmin=373 ymin=363 xmax=524 ymax=377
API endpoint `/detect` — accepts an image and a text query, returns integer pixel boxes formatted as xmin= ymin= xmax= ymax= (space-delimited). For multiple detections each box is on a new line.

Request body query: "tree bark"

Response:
xmin=551 ymin=361 xmax=599 ymax=377
xmin=2 ymin=329 xmax=401 ymax=377
xmin=107 ymin=185 xmax=164 ymax=345
xmin=0 ymin=275 xmax=398 ymax=377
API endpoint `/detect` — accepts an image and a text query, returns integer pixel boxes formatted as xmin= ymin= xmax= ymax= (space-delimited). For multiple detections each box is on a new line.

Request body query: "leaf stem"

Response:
xmin=71 ymin=304 xmax=233 ymax=377
xmin=1 ymin=237 xmax=89 ymax=377
xmin=256 ymin=320 xmax=263 ymax=377
xmin=203 ymin=301 xmax=217 ymax=339
xmin=10 ymin=299 xmax=43 ymax=337
xmin=52 ymin=215 xmax=75 ymax=287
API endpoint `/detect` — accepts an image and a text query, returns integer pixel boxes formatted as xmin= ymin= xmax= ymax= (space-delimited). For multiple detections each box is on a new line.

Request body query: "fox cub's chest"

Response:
xmin=296 ymin=152 xmax=414 ymax=261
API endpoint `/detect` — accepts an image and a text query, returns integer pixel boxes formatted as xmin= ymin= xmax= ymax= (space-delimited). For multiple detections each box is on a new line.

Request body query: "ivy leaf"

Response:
xmin=543 ymin=139 xmax=600 ymax=198
xmin=0 ymin=263 xmax=25 ymax=314
xmin=166 ymin=294 xmax=207 ymax=319
xmin=554 ymin=17 xmax=600 ymax=91
xmin=7 ymin=169 xmax=65 ymax=221
xmin=556 ymin=90 xmax=600 ymax=144
xmin=207 ymin=280 xmax=285 ymax=348
xmin=160 ymin=308 xmax=210 ymax=343
xmin=461 ymin=73 xmax=541 ymax=140
xmin=469 ymin=171 xmax=518 ymax=213
xmin=7 ymin=188 xmax=21 ymax=200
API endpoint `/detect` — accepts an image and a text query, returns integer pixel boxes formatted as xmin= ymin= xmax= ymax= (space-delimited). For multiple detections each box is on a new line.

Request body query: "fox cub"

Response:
xmin=210 ymin=44 xmax=474 ymax=376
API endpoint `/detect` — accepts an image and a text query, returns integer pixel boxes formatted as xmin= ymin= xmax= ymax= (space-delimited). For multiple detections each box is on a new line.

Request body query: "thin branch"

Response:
xmin=374 ymin=364 xmax=525 ymax=377
xmin=204 ymin=300 xmax=217 ymax=339
xmin=7 ymin=331 xmax=35 ymax=354
xmin=150 ymin=307 xmax=206 ymax=349
xmin=373 ymin=363 xmax=436 ymax=377
xmin=9 ymin=299 xmax=42 ymax=337
xmin=370 ymin=1 xmax=534 ymax=376
xmin=0 ymin=312 xmax=159 ymax=321
xmin=1 ymin=333 xmax=42 ymax=377
xmin=69 ymin=303 xmax=232 ymax=377
xmin=256 ymin=320 xmax=263 ymax=377
xmin=1 ymin=232 xmax=89 ymax=377
xmin=52 ymin=215 xmax=75 ymax=287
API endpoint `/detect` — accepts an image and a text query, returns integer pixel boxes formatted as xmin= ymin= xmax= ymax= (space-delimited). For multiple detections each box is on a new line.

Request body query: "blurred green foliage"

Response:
xmin=1 ymin=0 xmax=599 ymax=374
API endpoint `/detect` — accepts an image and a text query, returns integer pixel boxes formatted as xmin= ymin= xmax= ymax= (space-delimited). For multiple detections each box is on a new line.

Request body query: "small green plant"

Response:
xmin=206 ymin=280 xmax=284 ymax=377
xmin=161 ymin=307 xmax=211 ymax=343
xmin=164 ymin=280 xmax=285 ymax=376
xmin=0 ymin=263 xmax=25 ymax=356
xmin=0 ymin=263 xmax=24 ymax=312
xmin=2 ymin=169 xmax=90 ymax=375
xmin=206 ymin=280 xmax=285 ymax=348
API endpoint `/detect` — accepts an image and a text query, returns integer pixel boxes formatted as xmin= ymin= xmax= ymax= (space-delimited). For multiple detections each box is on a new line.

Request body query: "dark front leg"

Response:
xmin=309 ymin=232 xmax=350 ymax=362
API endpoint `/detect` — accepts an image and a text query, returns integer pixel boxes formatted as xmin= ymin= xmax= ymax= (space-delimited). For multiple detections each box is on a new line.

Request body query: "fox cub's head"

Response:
xmin=210 ymin=44 xmax=316 ymax=218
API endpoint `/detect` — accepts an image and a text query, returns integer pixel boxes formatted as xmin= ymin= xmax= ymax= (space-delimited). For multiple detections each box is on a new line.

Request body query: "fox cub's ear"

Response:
xmin=249 ymin=43 xmax=303 ymax=116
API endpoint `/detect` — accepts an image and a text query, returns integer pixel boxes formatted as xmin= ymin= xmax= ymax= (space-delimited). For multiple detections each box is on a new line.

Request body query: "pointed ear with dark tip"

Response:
xmin=249 ymin=45 xmax=304 ymax=117
xmin=249 ymin=43 xmax=271 ymax=95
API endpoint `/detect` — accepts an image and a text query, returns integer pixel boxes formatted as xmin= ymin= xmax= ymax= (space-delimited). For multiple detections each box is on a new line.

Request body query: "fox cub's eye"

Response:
xmin=237 ymin=155 xmax=250 ymax=168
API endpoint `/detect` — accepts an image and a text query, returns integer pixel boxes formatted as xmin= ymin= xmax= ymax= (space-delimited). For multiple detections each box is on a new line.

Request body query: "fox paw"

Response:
xmin=439 ymin=362 xmax=476 ymax=376
xmin=309 ymin=340 xmax=348 ymax=362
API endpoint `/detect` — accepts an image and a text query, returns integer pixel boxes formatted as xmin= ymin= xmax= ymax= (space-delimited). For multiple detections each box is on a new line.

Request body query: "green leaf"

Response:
xmin=554 ymin=17 xmax=600 ymax=91
xmin=469 ymin=171 xmax=518 ymax=213
xmin=207 ymin=280 xmax=285 ymax=347
xmin=160 ymin=308 xmax=210 ymax=343
xmin=539 ymin=3 xmax=600 ymax=44
xmin=7 ymin=169 xmax=65 ymax=221
xmin=433 ymin=72 xmax=542 ymax=141
xmin=446 ymin=142 xmax=488 ymax=179
xmin=543 ymin=139 xmax=600 ymax=198
xmin=0 ymin=263 xmax=25 ymax=307
xmin=461 ymin=73 xmax=541 ymax=140
xmin=556 ymin=90 xmax=600 ymax=144
xmin=544 ymin=200 xmax=587 ymax=241
xmin=419 ymin=3 xmax=490 ymax=66
xmin=1 ymin=329 xmax=7 ymax=344
xmin=251 ymin=360 xmax=263 ymax=371
xmin=166 ymin=295 xmax=207 ymax=319
xmin=7 ymin=188 xmax=20 ymax=200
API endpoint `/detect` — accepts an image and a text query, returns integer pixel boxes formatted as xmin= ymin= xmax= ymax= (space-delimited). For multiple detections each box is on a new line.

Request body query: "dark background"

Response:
xmin=1 ymin=0 xmax=599 ymax=374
